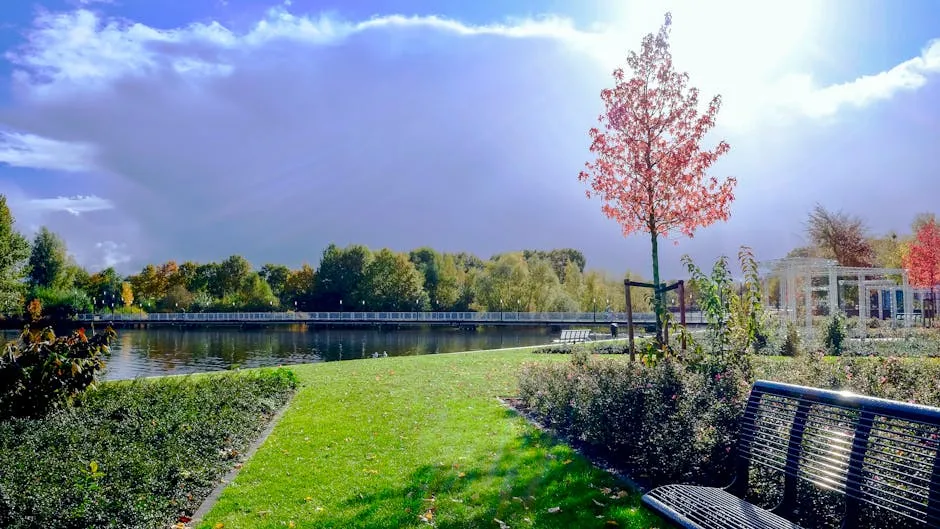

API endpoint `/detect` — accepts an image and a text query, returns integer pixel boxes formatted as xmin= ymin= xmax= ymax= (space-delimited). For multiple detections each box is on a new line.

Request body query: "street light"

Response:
xmin=339 ymin=299 xmax=343 ymax=313
xmin=593 ymin=297 xmax=596 ymax=323
xmin=499 ymin=298 xmax=503 ymax=322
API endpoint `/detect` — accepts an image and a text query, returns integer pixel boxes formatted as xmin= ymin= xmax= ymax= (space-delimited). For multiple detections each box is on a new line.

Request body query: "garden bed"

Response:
xmin=0 ymin=368 xmax=297 ymax=528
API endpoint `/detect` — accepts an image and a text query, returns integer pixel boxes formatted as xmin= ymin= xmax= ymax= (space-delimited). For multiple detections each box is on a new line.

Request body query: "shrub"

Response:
xmin=27 ymin=287 xmax=92 ymax=320
xmin=0 ymin=368 xmax=297 ymax=528
xmin=518 ymin=354 xmax=750 ymax=487
xmin=0 ymin=326 xmax=116 ymax=419
xmin=823 ymin=313 xmax=847 ymax=356
xmin=780 ymin=321 xmax=801 ymax=357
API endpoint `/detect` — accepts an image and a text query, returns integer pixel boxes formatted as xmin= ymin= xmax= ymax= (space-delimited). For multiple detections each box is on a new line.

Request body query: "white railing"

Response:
xmin=74 ymin=310 xmax=705 ymax=324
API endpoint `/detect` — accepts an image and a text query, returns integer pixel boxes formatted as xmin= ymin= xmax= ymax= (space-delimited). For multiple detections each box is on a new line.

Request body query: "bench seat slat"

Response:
xmin=643 ymin=485 xmax=803 ymax=529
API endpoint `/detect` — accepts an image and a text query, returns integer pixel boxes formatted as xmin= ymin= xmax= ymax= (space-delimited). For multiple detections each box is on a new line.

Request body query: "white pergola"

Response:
xmin=760 ymin=257 xmax=932 ymax=337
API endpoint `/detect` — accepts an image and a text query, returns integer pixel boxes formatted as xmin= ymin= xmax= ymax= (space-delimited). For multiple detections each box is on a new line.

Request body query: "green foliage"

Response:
xmin=0 ymin=197 xmax=30 ymax=315
xmin=0 ymin=368 xmax=296 ymax=528
xmin=823 ymin=312 xmax=848 ymax=356
xmin=28 ymin=286 xmax=92 ymax=319
xmin=682 ymin=246 xmax=767 ymax=370
xmin=258 ymin=263 xmax=290 ymax=297
xmin=361 ymin=248 xmax=427 ymax=311
xmin=27 ymin=226 xmax=69 ymax=290
xmin=780 ymin=321 xmax=801 ymax=357
xmin=238 ymin=272 xmax=279 ymax=311
xmin=0 ymin=326 xmax=115 ymax=418
xmin=518 ymin=355 xmax=749 ymax=487
xmin=314 ymin=244 xmax=373 ymax=309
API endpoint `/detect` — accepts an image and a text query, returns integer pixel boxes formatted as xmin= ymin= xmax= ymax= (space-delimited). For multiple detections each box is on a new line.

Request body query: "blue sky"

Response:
xmin=0 ymin=0 xmax=938 ymax=278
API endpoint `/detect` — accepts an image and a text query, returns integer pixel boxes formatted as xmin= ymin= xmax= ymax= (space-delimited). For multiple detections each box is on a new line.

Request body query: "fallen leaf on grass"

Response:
xmin=593 ymin=499 xmax=606 ymax=507
xmin=547 ymin=506 xmax=561 ymax=514
xmin=213 ymin=524 xmax=224 ymax=529
xmin=562 ymin=459 xmax=573 ymax=465
xmin=494 ymin=518 xmax=510 ymax=529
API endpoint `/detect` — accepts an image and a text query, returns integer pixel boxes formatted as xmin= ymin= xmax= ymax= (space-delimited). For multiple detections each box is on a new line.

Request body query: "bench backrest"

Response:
xmin=560 ymin=329 xmax=590 ymax=341
xmin=735 ymin=380 xmax=940 ymax=526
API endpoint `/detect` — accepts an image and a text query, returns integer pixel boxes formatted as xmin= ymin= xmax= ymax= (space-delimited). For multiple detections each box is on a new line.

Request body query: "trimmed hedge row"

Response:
xmin=0 ymin=368 xmax=297 ymax=528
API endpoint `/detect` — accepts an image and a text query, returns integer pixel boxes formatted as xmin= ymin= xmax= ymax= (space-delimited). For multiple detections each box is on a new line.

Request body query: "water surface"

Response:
xmin=2 ymin=326 xmax=555 ymax=380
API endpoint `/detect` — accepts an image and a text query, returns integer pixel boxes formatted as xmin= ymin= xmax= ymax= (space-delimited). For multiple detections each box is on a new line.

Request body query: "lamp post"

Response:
xmin=339 ymin=299 xmax=343 ymax=313
xmin=593 ymin=297 xmax=596 ymax=323
xmin=499 ymin=298 xmax=503 ymax=322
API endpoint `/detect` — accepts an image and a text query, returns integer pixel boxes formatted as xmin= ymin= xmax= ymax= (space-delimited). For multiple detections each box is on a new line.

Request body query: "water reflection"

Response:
xmin=1 ymin=326 xmax=553 ymax=380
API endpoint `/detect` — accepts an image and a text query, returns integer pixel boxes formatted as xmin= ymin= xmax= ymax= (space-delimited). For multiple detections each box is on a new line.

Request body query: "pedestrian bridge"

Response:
xmin=75 ymin=310 xmax=706 ymax=326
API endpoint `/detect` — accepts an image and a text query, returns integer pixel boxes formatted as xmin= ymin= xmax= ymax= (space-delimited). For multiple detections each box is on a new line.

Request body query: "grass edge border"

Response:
xmin=188 ymin=389 xmax=297 ymax=526
xmin=495 ymin=396 xmax=649 ymax=494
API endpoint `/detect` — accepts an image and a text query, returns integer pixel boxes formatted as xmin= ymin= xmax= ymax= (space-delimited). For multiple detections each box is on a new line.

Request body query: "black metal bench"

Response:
xmin=642 ymin=380 xmax=940 ymax=528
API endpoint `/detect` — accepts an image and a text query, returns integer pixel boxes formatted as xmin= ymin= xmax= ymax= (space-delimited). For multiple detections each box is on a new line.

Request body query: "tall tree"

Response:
xmin=282 ymin=264 xmax=317 ymax=309
xmin=121 ymin=281 xmax=134 ymax=307
xmin=436 ymin=254 xmax=460 ymax=310
xmin=361 ymin=249 xmax=427 ymax=311
xmin=259 ymin=263 xmax=291 ymax=298
xmin=578 ymin=13 xmax=734 ymax=343
xmin=216 ymin=255 xmax=252 ymax=299
xmin=27 ymin=227 xmax=69 ymax=290
xmin=409 ymin=247 xmax=443 ymax=308
xmin=806 ymin=204 xmax=873 ymax=267
xmin=0 ymin=195 xmax=30 ymax=313
xmin=313 ymin=244 xmax=372 ymax=310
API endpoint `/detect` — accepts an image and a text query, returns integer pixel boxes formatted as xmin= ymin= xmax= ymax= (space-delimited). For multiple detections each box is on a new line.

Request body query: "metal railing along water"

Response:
xmin=74 ymin=311 xmax=706 ymax=324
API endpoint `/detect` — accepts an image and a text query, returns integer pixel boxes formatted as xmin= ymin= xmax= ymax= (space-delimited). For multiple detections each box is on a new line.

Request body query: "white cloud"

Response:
xmin=0 ymin=131 xmax=97 ymax=172
xmin=94 ymin=240 xmax=131 ymax=268
xmin=5 ymin=7 xmax=939 ymax=128
xmin=0 ymin=5 xmax=938 ymax=274
xmin=25 ymin=194 xmax=114 ymax=216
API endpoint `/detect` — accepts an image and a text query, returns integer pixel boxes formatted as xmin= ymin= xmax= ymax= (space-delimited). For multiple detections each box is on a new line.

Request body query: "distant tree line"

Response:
xmin=0 ymin=195 xmax=658 ymax=318
xmin=4 ymin=195 xmax=928 ymax=320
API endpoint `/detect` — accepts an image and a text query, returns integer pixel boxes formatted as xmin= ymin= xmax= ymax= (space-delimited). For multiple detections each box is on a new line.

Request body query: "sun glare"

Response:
xmin=595 ymin=0 xmax=824 ymax=128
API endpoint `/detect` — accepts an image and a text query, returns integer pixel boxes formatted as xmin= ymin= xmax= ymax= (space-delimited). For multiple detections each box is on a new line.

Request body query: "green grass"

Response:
xmin=198 ymin=348 xmax=665 ymax=528
xmin=0 ymin=368 xmax=296 ymax=528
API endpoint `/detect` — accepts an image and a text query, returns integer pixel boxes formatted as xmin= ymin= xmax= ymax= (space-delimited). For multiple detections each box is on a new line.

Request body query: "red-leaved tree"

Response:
xmin=578 ymin=13 xmax=736 ymax=343
xmin=904 ymin=219 xmax=940 ymax=320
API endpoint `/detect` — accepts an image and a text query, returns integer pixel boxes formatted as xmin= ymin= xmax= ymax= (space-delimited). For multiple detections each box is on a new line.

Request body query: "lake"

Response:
xmin=1 ymin=326 xmax=557 ymax=380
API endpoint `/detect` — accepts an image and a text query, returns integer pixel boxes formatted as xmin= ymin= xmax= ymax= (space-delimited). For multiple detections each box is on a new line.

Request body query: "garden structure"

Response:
xmin=761 ymin=257 xmax=939 ymax=337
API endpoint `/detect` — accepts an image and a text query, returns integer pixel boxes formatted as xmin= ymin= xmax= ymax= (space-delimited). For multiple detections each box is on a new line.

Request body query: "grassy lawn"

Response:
xmin=198 ymin=348 xmax=665 ymax=528
xmin=0 ymin=368 xmax=296 ymax=528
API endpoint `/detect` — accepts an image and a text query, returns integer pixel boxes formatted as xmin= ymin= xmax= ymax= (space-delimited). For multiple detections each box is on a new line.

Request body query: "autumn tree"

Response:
xmin=282 ymin=264 xmax=316 ymax=309
xmin=121 ymin=281 xmax=134 ymax=307
xmin=904 ymin=219 xmax=940 ymax=320
xmin=0 ymin=195 xmax=30 ymax=314
xmin=578 ymin=13 xmax=734 ymax=343
xmin=806 ymin=204 xmax=873 ymax=267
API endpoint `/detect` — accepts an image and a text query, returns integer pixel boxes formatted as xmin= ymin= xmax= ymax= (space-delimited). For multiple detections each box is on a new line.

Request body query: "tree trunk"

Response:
xmin=650 ymin=223 xmax=664 ymax=346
